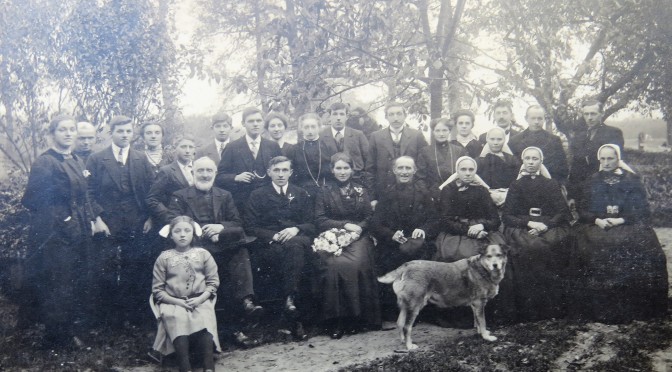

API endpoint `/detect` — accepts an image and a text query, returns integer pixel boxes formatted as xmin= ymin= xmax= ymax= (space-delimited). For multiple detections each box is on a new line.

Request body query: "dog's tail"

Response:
xmin=377 ymin=264 xmax=406 ymax=284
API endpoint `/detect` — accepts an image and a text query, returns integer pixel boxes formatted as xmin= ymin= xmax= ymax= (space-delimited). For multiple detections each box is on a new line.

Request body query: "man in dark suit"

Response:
xmin=478 ymin=99 xmax=523 ymax=145
xmin=320 ymin=102 xmax=370 ymax=186
xmin=146 ymin=135 xmax=196 ymax=227
xmin=216 ymin=107 xmax=282 ymax=210
xmin=197 ymin=111 xmax=236 ymax=164
xmin=86 ymin=115 xmax=155 ymax=328
xmin=367 ymin=102 xmax=428 ymax=205
xmin=167 ymin=156 xmax=263 ymax=348
xmin=244 ymin=156 xmax=315 ymax=336
xmin=568 ymin=99 xmax=625 ymax=202
xmin=509 ymin=105 xmax=568 ymax=181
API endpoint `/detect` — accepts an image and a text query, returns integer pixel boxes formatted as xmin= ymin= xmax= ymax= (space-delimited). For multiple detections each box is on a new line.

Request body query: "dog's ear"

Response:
xmin=499 ymin=243 xmax=510 ymax=255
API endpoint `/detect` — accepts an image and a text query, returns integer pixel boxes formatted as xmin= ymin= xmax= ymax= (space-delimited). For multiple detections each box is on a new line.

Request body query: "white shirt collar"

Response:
xmin=215 ymin=138 xmax=229 ymax=149
xmin=111 ymin=143 xmax=129 ymax=164
xmin=246 ymin=134 xmax=260 ymax=145
xmin=389 ymin=125 xmax=404 ymax=136
xmin=331 ymin=126 xmax=344 ymax=137
xmin=272 ymin=182 xmax=287 ymax=195
xmin=177 ymin=160 xmax=194 ymax=185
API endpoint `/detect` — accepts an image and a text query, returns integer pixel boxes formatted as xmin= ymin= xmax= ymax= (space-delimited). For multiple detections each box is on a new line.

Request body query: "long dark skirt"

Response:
xmin=315 ymin=236 xmax=381 ymax=328
xmin=434 ymin=231 xmax=506 ymax=262
xmin=568 ymin=224 xmax=668 ymax=324
xmin=505 ymin=226 xmax=571 ymax=321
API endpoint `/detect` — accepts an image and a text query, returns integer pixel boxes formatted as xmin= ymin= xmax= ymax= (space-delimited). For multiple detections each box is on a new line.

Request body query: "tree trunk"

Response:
xmin=429 ymin=65 xmax=443 ymax=120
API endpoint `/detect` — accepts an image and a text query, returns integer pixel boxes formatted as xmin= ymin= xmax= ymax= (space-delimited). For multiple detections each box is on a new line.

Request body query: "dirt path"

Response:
xmin=125 ymin=228 xmax=672 ymax=372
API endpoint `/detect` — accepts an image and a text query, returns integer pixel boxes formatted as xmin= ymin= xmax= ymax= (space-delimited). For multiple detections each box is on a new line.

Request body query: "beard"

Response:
xmin=194 ymin=178 xmax=215 ymax=191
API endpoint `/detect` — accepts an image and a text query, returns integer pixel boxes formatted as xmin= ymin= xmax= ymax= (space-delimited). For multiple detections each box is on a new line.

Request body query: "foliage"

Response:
xmin=624 ymin=149 xmax=672 ymax=227
xmin=0 ymin=170 xmax=29 ymax=260
xmin=468 ymin=0 xmax=668 ymax=135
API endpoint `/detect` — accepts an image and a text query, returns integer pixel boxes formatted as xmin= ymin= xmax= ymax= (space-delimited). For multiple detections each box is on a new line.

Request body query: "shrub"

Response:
xmin=0 ymin=170 xmax=29 ymax=260
xmin=625 ymin=149 xmax=672 ymax=227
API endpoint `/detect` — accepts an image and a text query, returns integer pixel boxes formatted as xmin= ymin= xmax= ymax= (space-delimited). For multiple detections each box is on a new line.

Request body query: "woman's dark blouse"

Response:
xmin=477 ymin=153 xmax=521 ymax=189
xmin=438 ymin=181 xmax=500 ymax=235
xmin=22 ymin=149 xmax=94 ymax=242
xmin=315 ymin=182 xmax=373 ymax=231
xmin=450 ymin=139 xmax=483 ymax=159
xmin=417 ymin=141 xmax=466 ymax=189
xmin=578 ymin=171 xmax=650 ymax=225
xmin=502 ymin=176 xmax=569 ymax=228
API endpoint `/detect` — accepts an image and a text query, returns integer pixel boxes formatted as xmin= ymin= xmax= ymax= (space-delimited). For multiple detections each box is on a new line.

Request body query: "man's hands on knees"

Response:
xmin=203 ymin=224 xmax=225 ymax=242
xmin=273 ymin=227 xmax=300 ymax=244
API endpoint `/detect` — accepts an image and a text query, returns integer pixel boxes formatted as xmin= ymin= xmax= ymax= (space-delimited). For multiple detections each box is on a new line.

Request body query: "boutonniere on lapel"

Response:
xmin=83 ymin=169 xmax=91 ymax=178
xmin=353 ymin=186 xmax=364 ymax=196
xmin=287 ymin=193 xmax=295 ymax=205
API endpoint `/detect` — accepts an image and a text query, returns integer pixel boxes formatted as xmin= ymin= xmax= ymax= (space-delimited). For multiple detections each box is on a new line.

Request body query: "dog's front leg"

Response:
xmin=471 ymin=300 xmax=497 ymax=342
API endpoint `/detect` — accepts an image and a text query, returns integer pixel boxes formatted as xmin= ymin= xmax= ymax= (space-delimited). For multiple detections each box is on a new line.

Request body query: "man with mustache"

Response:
xmin=479 ymin=99 xmax=523 ymax=145
xmin=167 ymin=156 xmax=263 ymax=348
xmin=86 ymin=115 xmax=155 ymax=328
xmin=73 ymin=121 xmax=96 ymax=162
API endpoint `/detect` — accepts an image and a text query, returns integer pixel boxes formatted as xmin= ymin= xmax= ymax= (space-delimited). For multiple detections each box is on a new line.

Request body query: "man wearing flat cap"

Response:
xmin=86 ymin=115 xmax=155 ymax=328
xmin=167 ymin=156 xmax=263 ymax=348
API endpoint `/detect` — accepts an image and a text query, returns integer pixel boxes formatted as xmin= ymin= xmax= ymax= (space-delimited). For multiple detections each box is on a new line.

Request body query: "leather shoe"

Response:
xmin=231 ymin=331 xmax=259 ymax=349
xmin=242 ymin=297 xmax=264 ymax=319
xmin=293 ymin=321 xmax=308 ymax=341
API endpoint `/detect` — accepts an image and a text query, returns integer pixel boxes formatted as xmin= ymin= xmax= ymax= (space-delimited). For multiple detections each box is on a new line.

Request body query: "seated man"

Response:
xmin=370 ymin=156 xmax=439 ymax=275
xmin=167 ymin=156 xmax=262 ymax=348
xmin=244 ymin=156 xmax=315 ymax=337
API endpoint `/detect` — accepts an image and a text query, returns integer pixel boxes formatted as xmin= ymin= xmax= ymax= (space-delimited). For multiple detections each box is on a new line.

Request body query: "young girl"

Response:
xmin=151 ymin=216 xmax=220 ymax=372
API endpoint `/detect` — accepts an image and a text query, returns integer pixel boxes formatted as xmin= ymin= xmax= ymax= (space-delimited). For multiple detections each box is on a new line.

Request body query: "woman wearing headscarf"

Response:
xmin=314 ymin=153 xmax=381 ymax=339
xmin=22 ymin=114 xmax=96 ymax=347
xmin=569 ymin=144 xmax=668 ymax=324
xmin=477 ymin=127 xmax=521 ymax=206
xmin=434 ymin=156 xmax=504 ymax=262
xmin=502 ymin=146 xmax=571 ymax=321
xmin=449 ymin=109 xmax=483 ymax=159
xmin=416 ymin=117 xmax=467 ymax=193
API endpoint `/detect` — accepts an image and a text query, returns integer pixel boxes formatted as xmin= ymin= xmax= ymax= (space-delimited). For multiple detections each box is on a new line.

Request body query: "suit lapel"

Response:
xmin=381 ymin=129 xmax=395 ymax=158
xmin=212 ymin=188 xmax=224 ymax=221
xmin=102 ymin=146 xmax=123 ymax=190
xmin=400 ymin=129 xmax=410 ymax=155
xmin=329 ymin=185 xmax=345 ymax=215
xmin=170 ymin=162 xmax=189 ymax=188
xmin=239 ymin=139 xmax=255 ymax=170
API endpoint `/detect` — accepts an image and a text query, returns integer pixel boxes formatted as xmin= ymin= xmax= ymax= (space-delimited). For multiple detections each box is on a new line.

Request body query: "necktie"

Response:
xmin=218 ymin=143 xmax=225 ymax=158
xmin=117 ymin=148 xmax=124 ymax=165
xmin=186 ymin=163 xmax=194 ymax=186
xmin=335 ymin=131 xmax=343 ymax=151
xmin=280 ymin=187 xmax=286 ymax=197
xmin=250 ymin=141 xmax=258 ymax=159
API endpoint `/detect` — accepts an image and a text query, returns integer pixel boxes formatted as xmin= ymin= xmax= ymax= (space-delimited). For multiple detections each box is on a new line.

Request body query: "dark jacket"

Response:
xmin=477 ymin=153 xmax=521 ymax=189
xmin=86 ymin=146 xmax=154 ymax=235
xmin=146 ymin=161 xmax=191 ymax=225
xmin=366 ymin=127 xmax=428 ymax=199
xmin=315 ymin=182 xmax=373 ymax=232
xmin=578 ymin=171 xmax=650 ymax=225
xmin=244 ymin=183 xmax=316 ymax=243
xmin=509 ymin=129 xmax=568 ymax=181
xmin=502 ymin=176 xmax=570 ymax=228
xmin=416 ymin=141 xmax=466 ymax=191
xmin=438 ymin=182 xmax=501 ymax=235
xmin=320 ymin=127 xmax=370 ymax=173
xmin=370 ymin=181 xmax=439 ymax=241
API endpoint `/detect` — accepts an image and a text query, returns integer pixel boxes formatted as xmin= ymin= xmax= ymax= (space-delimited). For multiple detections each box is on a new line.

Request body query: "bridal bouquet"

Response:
xmin=312 ymin=228 xmax=360 ymax=256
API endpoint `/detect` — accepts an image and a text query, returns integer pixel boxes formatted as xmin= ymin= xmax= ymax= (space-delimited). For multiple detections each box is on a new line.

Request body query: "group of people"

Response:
xmin=21 ymin=99 xmax=668 ymax=371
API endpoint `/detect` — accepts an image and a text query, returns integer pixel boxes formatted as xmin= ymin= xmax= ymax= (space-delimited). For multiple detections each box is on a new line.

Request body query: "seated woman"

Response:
xmin=314 ymin=153 xmax=381 ymax=339
xmin=449 ymin=109 xmax=483 ymax=159
xmin=569 ymin=144 xmax=668 ymax=324
xmin=502 ymin=146 xmax=571 ymax=321
xmin=477 ymin=127 xmax=520 ymax=206
xmin=435 ymin=156 xmax=504 ymax=262
xmin=416 ymin=117 xmax=467 ymax=193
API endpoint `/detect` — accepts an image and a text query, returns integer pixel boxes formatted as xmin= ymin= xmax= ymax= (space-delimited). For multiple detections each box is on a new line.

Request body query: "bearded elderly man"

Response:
xmin=167 ymin=156 xmax=263 ymax=349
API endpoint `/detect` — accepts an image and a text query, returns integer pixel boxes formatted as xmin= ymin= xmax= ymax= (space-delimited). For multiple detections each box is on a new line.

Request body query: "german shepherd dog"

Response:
xmin=378 ymin=244 xmax=508 ymax=350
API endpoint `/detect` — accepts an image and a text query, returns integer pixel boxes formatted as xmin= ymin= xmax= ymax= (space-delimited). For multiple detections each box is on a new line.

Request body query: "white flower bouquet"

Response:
xmin=312 ymin=228 xmax=360 ymax=256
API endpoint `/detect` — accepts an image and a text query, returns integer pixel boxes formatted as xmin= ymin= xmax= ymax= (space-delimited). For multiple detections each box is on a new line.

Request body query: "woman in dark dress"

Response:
xmin=435 ymin=156 xmax=504 ymax=262
xmin=569 ymin=144 xmax=668 ymax=324
xmin=314 ymin=153 xmax=381 ymax=338
xmin=22 ymin=114 xmax=96 ymax=347
xmin=265 ymin=111 xmax=294 ymax=156
xmin=477 ymin=127 xmax=520 ymax=206
xmin=416 ymin=117 xmax=466 ymax=193
xmin=138 ymin=121 xmax=173 ymax=177
xmin=449 ymin=109 xmax=483 ymax=158
xmin=502 ymin=146 xmax=571 ymax=321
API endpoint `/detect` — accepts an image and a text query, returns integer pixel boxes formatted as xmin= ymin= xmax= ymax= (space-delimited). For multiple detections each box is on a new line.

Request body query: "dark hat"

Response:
xmin=399 ymin=238 xmax=425 ymax=255
xmin=109 ymin=115 xmax=133 ymax=128
xmin=211 ymin=226 xmax=257 ymax=253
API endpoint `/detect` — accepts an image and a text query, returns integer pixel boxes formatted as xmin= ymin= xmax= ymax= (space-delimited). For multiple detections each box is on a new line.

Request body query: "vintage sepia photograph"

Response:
xmin=0 ymin=0 xmax=671 ymax=370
